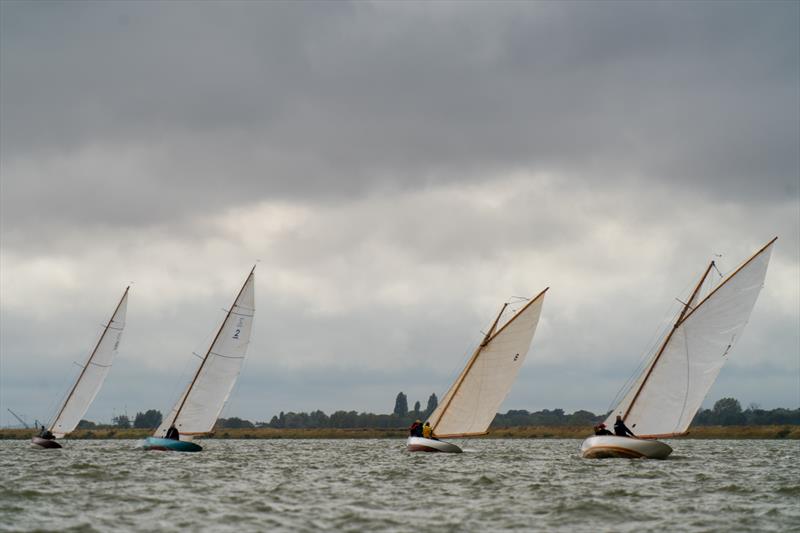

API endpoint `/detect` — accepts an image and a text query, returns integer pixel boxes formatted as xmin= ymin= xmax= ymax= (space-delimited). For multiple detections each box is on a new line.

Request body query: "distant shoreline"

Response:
xmin=2 ymin=425 xmax=797 ymax=440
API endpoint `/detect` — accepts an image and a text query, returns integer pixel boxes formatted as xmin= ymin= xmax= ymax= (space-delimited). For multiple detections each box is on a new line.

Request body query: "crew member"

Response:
xmin=38 ymin=425 xmax=55 ymax=440
xmin=422 ymin=421 xmax=433 ymax=439
xmin=613 ymin=415 xmax=635 ymax=438
xmin=165 ymin=424 xmax=180 ymax=441
xmin=408 ymin=419 xmax=423 ymax=438
xmin=593 ymin=423 xmax=613 ymax=436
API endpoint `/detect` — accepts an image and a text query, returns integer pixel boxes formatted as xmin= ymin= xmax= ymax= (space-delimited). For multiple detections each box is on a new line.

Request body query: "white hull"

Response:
xmin=406 ymin=436 xmax=462 ymax=453
xmin=581 ymin=435 xmax=672 ymax=459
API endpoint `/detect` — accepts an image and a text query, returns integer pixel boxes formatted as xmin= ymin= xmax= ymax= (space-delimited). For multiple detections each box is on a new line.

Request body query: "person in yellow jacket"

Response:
xmin=422 ymin=421 xmax=433 ymax=439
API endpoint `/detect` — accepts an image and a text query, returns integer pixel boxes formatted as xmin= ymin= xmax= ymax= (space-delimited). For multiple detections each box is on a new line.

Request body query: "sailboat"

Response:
xmin=31 ymin=287 xmax=129 ymax=449
xmin=581 ymin=238 xmax=776 ymax=459
xmin=141 ymin=267 xmax=255 ymax=452
xmin=408 ymin=288 xmax=548 ymax=453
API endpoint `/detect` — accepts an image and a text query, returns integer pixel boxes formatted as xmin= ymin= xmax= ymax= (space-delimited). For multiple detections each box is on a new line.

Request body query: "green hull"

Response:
xmin=142 ymin=437 xmax=203 ymax=452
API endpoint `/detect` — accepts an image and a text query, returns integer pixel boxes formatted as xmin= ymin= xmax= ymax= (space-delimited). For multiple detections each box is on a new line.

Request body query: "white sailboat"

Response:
xmin=408 ymin=288 xmax=548 ymax=453
xmin=32 ymin=287 xmax=129 ymax=449
xmin=142 ymin=267 xmax=255 ymax=452
xmin=582 ymin=238 xmax=776 ymax=459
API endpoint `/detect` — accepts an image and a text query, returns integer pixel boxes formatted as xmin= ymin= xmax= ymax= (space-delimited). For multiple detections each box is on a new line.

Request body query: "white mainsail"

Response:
xmin=606 ymin=238 xmax=776 ymax=438
xmin=50 ymin=287 xmax=129 ymax=438
xmin=155 ymin=268 xmax=255 ymax=438
xmin=428 ymin=288 xmax=547 ymax=438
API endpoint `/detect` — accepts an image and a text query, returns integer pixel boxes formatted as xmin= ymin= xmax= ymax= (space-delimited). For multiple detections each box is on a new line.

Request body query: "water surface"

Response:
xmin=1 ymin=439 xmax=798 ymax=532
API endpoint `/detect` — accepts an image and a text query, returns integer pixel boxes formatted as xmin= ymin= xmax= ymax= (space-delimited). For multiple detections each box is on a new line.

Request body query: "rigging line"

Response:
xmin=607 ymin=264 xmax=707 ymax=415
xmin=606 ymin=300 xmax=682 ymax=414
xmin=675 ymin=331 xmax=692 ymax=434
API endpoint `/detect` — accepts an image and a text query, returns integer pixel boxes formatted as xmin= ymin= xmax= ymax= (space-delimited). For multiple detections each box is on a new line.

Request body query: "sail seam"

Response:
xmin=208 ymin=351 xmax=246 ymax=360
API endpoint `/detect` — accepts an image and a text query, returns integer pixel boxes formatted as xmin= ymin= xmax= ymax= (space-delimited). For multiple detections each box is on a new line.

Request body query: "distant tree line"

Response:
xmin=692 ymin=398 xmax=800 ymax=426
xmin=262 ymin=392 xmax=440 ymax=429
xmin=70 ymin=396 xmax=799 ymax=430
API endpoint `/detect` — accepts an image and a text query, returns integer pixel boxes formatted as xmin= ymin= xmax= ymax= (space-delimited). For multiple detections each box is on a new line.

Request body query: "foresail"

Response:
xmin=155 ymin=270 xmax=255 ymax=437
xmin=50 ymin=287 xmax=129 ymax=438
xmin=607 ymin=240 xmax=775 ymax=437
xmin=429 ymin=289 xmax=547 ymax=437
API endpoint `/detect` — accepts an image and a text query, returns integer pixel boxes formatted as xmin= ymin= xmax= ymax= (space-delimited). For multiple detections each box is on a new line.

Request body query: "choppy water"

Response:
xmin=1 ymin=439 xmax=798 ymax=532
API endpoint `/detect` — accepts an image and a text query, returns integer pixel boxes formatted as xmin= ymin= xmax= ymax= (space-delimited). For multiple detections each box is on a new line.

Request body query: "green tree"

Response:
xmin=425 ymin=393 xmax=438 ymax=415
xmin=217 ymin=417 xmax=255 ymax=429
xmin=413 ymin=401 xmax=421 ymax=415
xmin=133 ymin=409 xmax=163 ymax=429
xmin=77 ymin=419 xmax=96 ymax=429
xmin=112 ymin=414 xmax=131 ymax=428
xmin=712 ymin=397 xmax=745 ymax=426
xmin=393 ymin=392 xmax=408 ymax=417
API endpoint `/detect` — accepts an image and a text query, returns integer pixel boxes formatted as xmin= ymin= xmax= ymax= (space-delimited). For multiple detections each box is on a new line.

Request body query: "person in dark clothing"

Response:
xmin=613 ymin=415 xmax=636 ymax=438
xmin=165 ymin=424 xmax=180 ymax=441
xmin=408 ymin=420 xmax=423 ymax=438
xmin=38 ymin=425 xmax=55 ymax=440
xmin=593 ymin=423 xmax=613 ymax=436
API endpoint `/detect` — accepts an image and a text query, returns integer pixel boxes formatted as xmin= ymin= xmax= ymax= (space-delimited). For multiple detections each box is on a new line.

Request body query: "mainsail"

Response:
xmin=155 ymin=268 xmax=255 ymax=438
xmin=606 ymin=238 xmax=776 ymax=438
xmin=428 ymin=288 xmax=548 ymax=438
xmin=50 ymin=287 xmax=129 ymax=438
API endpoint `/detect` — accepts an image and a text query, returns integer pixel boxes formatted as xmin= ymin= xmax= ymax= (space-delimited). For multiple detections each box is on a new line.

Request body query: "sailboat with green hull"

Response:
xmin=141 ymin=267 xmax=255 ymax=452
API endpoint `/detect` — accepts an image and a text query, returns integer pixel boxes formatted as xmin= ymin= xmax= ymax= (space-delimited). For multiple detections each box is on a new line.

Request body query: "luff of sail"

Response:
xmin=50 ymin=287 xmax=129 ymax=438
xmin=155 ymin=268 xmax=255 ymax=438
xmin=428 ymin=288 xmax=548 ymax=438
xmin=606 ymin=238 xmax=776 ymax=438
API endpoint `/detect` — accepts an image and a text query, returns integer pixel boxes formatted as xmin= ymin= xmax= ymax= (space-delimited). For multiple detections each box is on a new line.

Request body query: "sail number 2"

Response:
xmin=232 ymin=317 xmax=245 ymax=339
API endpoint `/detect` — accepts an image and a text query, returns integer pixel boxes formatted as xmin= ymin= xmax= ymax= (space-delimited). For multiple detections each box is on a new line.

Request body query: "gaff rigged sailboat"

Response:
xmin=31 ymin=287 xmax=129 ymax=449
xmin=582 ymin=238 xmax=776 ymax=459
xmin=141 ymin=268 xmax=255 ymax=452
xmin=408 ymin=288 xmax=548 ymax=453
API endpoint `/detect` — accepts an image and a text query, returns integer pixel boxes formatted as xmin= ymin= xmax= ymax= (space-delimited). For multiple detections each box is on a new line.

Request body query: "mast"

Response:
xmin=622 ymin=237 xmax=778 ymax=421
xmin=49 ymin=286 xmax=129 ymax=432
xmin=675 ymin=237 xmax=778 ymax=327
xmin=430 ymin=287 xmax=549 ymax=435
xmin=430 ymin=303 xmax=507 ymax=434
xmin=621 ymin=263 xmax=714 ymax=421
xmin=165 ymin=266 xmax=255 ymax=435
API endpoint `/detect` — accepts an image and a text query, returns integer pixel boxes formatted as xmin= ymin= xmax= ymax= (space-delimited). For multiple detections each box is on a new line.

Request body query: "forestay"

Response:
xmin=155 ymin=270 xmax=255 ymax=437
xmin=50 ymin=287 xmax=129 ymax=438
xmin=429 ymin=289 xmax=547 ymax=438
xmin=606 ymin=240 xmax=775 ymax=437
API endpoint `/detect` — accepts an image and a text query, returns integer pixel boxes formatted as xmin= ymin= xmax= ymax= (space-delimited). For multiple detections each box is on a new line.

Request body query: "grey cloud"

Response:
xmin=1 ymin=2 xmax=798 ymax=427
xmin=2 ymin=1 xmax=797 ymax=235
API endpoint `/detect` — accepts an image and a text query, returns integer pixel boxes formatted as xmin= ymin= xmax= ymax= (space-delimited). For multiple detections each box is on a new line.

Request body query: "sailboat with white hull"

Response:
xmin=141 ymin=267 xmax=255 ymax=452
xmin=408 ymin=288 xmax=548 ymax=453
xmin=32 ymin=287 xmax=129 ymax=449
xmin=582 ymin=238 xmax=776 ymax=459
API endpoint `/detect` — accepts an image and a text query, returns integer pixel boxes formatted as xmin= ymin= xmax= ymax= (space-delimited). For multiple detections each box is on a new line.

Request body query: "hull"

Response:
xmin=406 ymin=436 xmax=462 ymax=453
xmin=30 ymin=437 xmax=62 ymax=449
xmin=581 ymin=435 xmax=672 ymax=459
xmin=141 ymin=437 xmax=203 ymax=452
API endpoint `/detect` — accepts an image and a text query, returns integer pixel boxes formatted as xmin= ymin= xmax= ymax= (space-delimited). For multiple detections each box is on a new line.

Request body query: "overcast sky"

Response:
xmin=1 ymin=1 xmax=798 ymax=427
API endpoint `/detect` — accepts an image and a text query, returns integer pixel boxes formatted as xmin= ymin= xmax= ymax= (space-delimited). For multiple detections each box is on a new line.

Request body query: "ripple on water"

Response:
xmin=0 ymin=439 xmax=798 ymax=532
